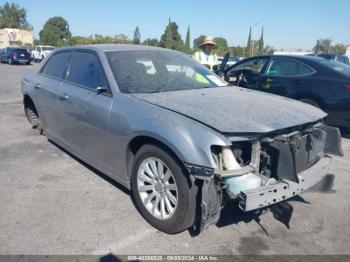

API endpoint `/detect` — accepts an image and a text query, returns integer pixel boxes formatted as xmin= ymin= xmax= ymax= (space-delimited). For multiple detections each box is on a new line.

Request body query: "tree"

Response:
xmin=184 ymin=25 xmax=191 ymax=54
xmin=193 ymin=35 xmax=206 ymax=50
xmin=39 ymin=17 xmax=71 ymax=46
xmin=0 ymin=2 xmax=32 ymax=30
xmin=33 ymin=38 xmax=40 ymax=46
xmin=313 ymin=38 xmax=332 ymax=54
xmin=251 ymin=40 xmax=260 ymax=56
xmin=143 ymin=38 xmax=159 ymax=46
xmin=69 ymin=36 xmax=93 ymax=46
xmin=114 ymin=34 xmax=132 ymax=44
xmin=164 ymin=18 xmax=173 ymax=49
xmin=159 ymin=19 xmax=184 ymax=51
xmin=263 ymin=45 xmax=274 ymax=55
xmin=133 ymin=26 xmax=141 ymax=44
xmin=214 ymin=37 xmax=229 ymax=56
xmin=245 ymin=27 xmax=252 ymax=57
xmin=258 ymin=27 xmax=264 ymax=55
xmin=230 ymin=45 xmax=245 ymax=57
xmin=330 ymin=44 xmax=346 ymax=54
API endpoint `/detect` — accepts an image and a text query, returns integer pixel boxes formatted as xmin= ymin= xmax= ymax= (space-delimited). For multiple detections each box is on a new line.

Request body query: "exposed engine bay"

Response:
xmin=191 ymin=122 xmax=343 ymax=233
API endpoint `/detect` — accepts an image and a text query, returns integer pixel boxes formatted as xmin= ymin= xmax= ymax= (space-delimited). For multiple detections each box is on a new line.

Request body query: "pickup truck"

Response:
xmin=31 ymin=45 xmax=55 ymax=62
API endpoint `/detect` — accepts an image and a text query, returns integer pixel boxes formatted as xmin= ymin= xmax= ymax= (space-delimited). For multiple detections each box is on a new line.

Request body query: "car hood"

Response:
xmin=131 ymin=86 xmax=327 ymax=134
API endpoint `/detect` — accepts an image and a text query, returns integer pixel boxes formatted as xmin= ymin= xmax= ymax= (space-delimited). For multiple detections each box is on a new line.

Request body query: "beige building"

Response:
xmin=0 ymin=28 xmax=33 ymax=49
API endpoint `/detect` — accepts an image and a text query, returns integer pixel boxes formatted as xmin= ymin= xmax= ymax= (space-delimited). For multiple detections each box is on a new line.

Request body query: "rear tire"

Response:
xmin=131 ymin=144 xmax=198 ymax=234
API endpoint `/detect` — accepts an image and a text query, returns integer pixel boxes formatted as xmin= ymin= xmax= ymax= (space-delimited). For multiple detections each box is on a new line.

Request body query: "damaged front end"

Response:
xmin=186 ymin=123 xmax=343 ymax=233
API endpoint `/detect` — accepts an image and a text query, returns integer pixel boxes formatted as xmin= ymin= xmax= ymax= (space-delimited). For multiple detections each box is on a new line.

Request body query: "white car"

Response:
xmin=31 ymin=45 xmax=55 ymax=62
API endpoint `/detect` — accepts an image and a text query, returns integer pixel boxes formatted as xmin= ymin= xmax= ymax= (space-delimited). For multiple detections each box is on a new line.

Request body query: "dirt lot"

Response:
xmin=0 ymin=63 xmax=350 ymax=256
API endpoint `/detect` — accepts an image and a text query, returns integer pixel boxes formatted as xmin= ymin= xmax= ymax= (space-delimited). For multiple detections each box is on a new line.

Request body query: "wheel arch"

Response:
xmin=23 ymin=94 xmax=38 ymax=115
xmin=290 ymin=93 xmax=326 ymax=109
xmin=126 ymin=135 xmax=187 ymax=184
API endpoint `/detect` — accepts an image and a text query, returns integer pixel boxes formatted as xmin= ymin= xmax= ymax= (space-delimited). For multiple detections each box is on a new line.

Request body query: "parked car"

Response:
xmin=0 ymin=47 xmax=32 ymax=65
xmin=224 ymin=55 xmax=350 ymax=128
xmin=317 ymin=53 xmax=350 ymax=65
xmin=217 ymin=56 xmax=238 ymax=70
xmin=31 ymin=45 xmax=55 ymax=62
xmin=22 ymin=45 xmax=342 ymax=234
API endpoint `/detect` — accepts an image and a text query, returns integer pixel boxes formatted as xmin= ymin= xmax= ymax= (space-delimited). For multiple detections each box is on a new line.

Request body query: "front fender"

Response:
xmin=111 ymin=94 xmax=231 ymax=170
xmin=128 ymin=115 xmax=230 ymax=169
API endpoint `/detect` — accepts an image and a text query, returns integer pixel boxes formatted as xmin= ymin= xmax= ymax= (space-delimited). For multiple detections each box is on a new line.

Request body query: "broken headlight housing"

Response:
xmin=211 ymin=141 xmax=253 ymax=171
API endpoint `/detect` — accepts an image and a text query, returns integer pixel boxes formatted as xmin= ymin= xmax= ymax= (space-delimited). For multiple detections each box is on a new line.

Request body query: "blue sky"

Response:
xmin=2 ymin=0 xmax=350 ymax=50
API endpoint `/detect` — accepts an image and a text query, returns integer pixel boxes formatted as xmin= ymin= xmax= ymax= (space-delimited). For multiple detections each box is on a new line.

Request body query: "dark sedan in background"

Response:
xmin=224 ymin=55 xmax=350 ymax=128
xmin=0 ymin=47 xmax=32 ymax=65
xmin=317 ymin=53 xmax=349 ymax=65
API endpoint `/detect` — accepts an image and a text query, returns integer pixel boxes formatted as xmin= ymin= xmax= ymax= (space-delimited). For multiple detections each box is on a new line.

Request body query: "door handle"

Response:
xmin=34 ymin=83 xmax=41 ymax=90
xmin=59 ymin=93 xmax=69 ymax=101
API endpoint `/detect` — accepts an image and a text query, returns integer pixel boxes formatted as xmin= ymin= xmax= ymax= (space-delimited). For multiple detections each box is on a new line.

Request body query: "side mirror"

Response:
xmin=96 ymin=86 xmax=108 ymax=94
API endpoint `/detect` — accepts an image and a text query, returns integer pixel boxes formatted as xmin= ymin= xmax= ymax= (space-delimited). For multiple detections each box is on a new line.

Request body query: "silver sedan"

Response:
xmin=22 ymin=45 xmax=343 ymax=234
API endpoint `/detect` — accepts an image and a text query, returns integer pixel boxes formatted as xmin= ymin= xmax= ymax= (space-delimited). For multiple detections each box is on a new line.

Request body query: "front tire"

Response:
xmin=25 ymin=106 xmax=40 ymax=130
xmin=131 ymin=144 xmax=198 ymax=234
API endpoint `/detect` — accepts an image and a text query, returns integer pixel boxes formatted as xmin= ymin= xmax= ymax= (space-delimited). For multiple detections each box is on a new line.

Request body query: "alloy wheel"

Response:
xmin=136 ymin=157 xmax=178 ymax=220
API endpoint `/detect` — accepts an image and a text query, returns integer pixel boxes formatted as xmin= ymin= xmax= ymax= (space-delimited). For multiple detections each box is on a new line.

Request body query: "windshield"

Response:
xmin=42 ymin=47 xmax=54 ymax=51
xmin=106 ymin=50 xmax=227 ymax=94
xmin=319 ymin=59 xmax=350 ymax=77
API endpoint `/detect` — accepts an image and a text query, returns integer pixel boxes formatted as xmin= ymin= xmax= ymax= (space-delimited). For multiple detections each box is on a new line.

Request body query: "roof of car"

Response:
xmin=242 ymin=55 xmax=326 ymax=63
xmin=59 ymin=44 xmax=170 ymax=52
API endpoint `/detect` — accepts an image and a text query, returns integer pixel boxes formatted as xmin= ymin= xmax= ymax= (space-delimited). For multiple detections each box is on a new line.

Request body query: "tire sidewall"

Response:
xmin=131 ymin=144 xmax=197 ymax=234
xmin=25 ymin=107 xmax=39 ymax=129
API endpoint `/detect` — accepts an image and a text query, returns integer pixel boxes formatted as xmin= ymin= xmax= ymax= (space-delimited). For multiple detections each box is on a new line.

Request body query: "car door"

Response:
xmin=56 ymin=50 xmax=113 ymax=170
xmin=257 ymin=57 xmax=316 ymax=97
xmin=226 ymin=57 xmax=269 ymax=88
xmin=35 ymin=51 xmax=72 ymax=136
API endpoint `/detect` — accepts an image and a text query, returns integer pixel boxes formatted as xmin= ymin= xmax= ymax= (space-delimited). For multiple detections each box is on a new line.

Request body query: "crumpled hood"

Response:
xmin=131 ymin=87 xmax=327 ymax=134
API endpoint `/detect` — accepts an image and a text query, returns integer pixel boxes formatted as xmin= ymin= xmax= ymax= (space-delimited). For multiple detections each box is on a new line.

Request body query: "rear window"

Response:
xmin=15 ymin=49 xmax=29 ymax=54
xmin=319 ymin=59 xmax=350 ymax=77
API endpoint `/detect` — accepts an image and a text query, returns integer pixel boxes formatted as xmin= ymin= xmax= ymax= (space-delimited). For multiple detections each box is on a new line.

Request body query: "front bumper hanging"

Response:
xmin=239 ymin=156 xmax=331 ymax=211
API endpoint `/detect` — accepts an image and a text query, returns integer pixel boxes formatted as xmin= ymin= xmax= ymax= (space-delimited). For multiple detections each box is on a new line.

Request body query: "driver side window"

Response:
xmin=233 ymin=58 xmax=268 ymax=73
